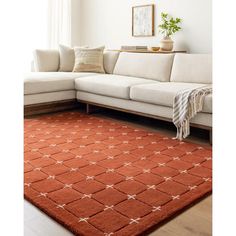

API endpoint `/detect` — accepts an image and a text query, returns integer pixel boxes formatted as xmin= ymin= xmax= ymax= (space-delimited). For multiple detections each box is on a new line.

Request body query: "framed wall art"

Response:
xmin=132 ymin=4 xmax=155 ymax=37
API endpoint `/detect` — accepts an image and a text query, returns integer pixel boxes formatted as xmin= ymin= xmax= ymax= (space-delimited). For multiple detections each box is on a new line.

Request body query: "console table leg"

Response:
xmin=86 ymin=104 xmax=91 ymax=114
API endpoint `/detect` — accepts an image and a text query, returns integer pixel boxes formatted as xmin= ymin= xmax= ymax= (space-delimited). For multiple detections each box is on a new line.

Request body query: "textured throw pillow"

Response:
xmin=73 ymin=46 xmax=105 ymax=73
xmin=58 ymin=44 xmax=75 ymax=72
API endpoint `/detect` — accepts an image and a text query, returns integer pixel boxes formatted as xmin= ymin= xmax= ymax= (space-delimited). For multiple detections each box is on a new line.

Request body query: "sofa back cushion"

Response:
xmin=33 ymin=49 xmax=59 ymax=72
xmin=58 ymin=44 xmax=75 ymax=72
xmin=170 ymin=54 xmax=212 ymax=84
xmin=113 ymin=52 xmax=174 ymax=82
xmin=103 ymin=50 xmax=120 ymax=74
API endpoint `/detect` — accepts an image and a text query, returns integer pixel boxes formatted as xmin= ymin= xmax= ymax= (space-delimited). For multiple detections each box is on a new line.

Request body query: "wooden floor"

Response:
xmin=24 ymin=108 xmax=212 ymax=236
xmin=150 ymin=196 xmax=212 ymax=236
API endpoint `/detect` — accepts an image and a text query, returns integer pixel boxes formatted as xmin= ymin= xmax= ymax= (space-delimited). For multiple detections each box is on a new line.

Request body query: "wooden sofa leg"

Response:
xmin=209 ymin=130 xmax=212 ymax=145
xmin=86 ymin=104 xmax=101 ymax=114
xmin=86 ymin=104 xmax=91 ymax=114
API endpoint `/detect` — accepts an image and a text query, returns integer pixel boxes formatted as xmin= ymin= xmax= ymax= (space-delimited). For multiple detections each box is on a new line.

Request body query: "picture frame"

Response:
xmin=132 ymin=4 xmax=155 ymax=37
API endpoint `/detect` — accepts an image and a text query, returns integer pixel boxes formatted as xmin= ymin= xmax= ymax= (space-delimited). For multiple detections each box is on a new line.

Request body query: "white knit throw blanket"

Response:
xmin=173 ymin=86 xmax=212 ymax=140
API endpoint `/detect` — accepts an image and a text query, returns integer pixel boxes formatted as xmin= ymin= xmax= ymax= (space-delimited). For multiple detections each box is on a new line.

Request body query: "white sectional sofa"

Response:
xmin=24 ymin=50 xmax=212 ymax=137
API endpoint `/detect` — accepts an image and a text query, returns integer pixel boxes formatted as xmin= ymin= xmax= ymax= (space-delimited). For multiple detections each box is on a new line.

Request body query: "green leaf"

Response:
xmin=158 ymin=12 xmax=182 ymax=36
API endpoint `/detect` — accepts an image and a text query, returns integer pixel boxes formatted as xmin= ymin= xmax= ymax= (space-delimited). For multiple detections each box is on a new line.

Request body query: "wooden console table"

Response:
xmin=110 ymin=50 xmax=187 ymax=54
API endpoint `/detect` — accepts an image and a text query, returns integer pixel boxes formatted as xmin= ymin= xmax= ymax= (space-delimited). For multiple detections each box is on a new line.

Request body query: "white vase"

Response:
xmin=160 ymin=37 xmax=174 ymax=51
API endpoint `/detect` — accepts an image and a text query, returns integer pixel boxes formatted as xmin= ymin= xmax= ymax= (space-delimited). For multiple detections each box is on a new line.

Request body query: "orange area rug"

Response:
xmin=24 ymin=111 xmax=212 ymax=236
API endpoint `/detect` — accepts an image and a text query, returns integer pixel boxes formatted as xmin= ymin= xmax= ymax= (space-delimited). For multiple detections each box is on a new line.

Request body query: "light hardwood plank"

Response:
xmin=149 ymin=196 xmax=212 ymax=236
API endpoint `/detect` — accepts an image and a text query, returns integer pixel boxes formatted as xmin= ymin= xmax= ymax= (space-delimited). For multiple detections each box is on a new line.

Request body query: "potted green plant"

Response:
xmin=159 ymin=13 xmax=182 ymax=51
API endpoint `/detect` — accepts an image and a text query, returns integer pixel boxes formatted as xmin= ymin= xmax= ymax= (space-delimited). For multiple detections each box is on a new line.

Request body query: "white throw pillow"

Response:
xmin=73 ymin=46 xmax=105 ymax=73
xmin=58 ymin=44 xmax=75 ymax=72
xmin=33 ymin=49 xmax=59 ymax=72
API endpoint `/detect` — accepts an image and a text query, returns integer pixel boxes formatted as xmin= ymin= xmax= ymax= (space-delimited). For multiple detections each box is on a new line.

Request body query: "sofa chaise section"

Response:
xmin=24 ymin=50 xmax=120 ymax=116
xmin=24 ymin=72 xmax=97 ymax=115
xmin=24 ymin=72 xmax=97 ymax=96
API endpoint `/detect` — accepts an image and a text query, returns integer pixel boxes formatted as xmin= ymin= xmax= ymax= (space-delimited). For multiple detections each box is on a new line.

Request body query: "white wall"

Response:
xmin=78 ymin=0 xmax=212 ymax=53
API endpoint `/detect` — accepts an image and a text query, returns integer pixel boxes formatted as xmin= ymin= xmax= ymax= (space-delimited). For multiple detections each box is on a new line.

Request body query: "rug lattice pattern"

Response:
xmin=24 ymin=112 xmax=212 ymax=236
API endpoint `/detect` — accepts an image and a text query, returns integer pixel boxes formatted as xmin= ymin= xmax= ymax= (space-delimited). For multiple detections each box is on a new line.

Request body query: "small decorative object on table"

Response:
xmin=121 ymin=46 xmax=148 ymax=51
xmin=159 ymin=12 xmax=182 ymax=51
xmin=150 ymin=46 xmax=160 ymax=52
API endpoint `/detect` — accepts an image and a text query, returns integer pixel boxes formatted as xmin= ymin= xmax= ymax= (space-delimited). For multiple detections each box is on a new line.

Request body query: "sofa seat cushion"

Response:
xmin=75 ymin=74 xmax=155 ymax=99
xmin=130 ymin=82 xmax=212 ymax=113
xmin=24 ymin=72 xmax=96 ymax=95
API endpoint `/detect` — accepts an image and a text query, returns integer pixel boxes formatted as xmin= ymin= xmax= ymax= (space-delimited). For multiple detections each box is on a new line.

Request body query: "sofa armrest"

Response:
xmin=33 ymin=49 xmax=59 ymax=72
